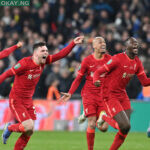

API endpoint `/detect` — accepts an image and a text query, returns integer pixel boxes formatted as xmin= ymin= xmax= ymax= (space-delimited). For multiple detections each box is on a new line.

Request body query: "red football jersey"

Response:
xmin=8 ymin=41 xmax=76 ymax=105
xmin=10 ymin=56 xmax=47 ymax=104
xmin=79 ymin=54 xmax=111 ymax=98
xmin=102 ymin=52 xmax=144 ymax=96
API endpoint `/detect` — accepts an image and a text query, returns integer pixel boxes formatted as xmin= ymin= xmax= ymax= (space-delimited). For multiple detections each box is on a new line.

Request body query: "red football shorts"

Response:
xmin=104 ymin=96 xmax=131 ymax=117
xmin=82 ymin=96 xmax=107 ymax=118
xmin=9 ymin=98 xmax=36 ymax=122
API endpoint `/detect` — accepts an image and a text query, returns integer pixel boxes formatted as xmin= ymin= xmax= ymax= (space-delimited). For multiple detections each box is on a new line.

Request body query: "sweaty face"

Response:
xmin=93 ymin=38 xmax=106 ymax=54
xmin=36 ymin=46 xmax=49 ymax=64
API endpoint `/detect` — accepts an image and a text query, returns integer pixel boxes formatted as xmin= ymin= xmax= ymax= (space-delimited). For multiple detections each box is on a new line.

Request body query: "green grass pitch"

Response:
xmin=0 ymin=131 xmax=149 ymax=150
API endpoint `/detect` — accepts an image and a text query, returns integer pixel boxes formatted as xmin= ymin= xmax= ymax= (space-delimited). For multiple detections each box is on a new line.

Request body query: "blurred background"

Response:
xmin=0 ymin=0 xmax=150 ymax=132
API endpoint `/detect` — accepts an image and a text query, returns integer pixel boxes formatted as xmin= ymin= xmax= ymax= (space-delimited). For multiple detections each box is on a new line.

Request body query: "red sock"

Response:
xmin=109 ymin=131 xmax=127 ymax=150
xmin=8 ymin=123 xmax=25 ymax=133
xmin=14 ymin=133 xmax=30 ymax=150
xmin=86 ymin=127 xmax=95 ymax=150
xmin=102 ymin=115 xmax=119 ymax=129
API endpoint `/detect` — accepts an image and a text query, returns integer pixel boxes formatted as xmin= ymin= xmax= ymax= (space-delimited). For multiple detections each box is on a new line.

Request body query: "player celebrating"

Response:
xmin=93 ymin=37 xmax=150 ymax=150
xmin=0 ymin=36 xmax=84 ymax=150
xmin=59 ymin=37 xmax=111 ymax=150
xmin=0 ymin=41 xmax=22 ymax=59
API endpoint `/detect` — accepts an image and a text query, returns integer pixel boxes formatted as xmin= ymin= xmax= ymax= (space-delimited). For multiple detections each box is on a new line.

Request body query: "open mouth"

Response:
xmin=101 ymin=51 xmax=106 ymax=54
xmin=42 ymin=56 xmax=47 ymax=59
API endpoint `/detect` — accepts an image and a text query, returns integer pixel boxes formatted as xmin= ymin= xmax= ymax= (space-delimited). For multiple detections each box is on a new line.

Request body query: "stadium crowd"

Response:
xmin=0 ymin=0 xmax=149 ymax=99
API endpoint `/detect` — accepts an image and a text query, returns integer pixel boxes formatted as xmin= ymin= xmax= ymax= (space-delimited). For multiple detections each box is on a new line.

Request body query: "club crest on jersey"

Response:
xmin=90 ymin=72 xmax=94 ymax=77
xmin=28 ymin=74 xmax=32 ymax=80
xmin=107 ymin=59 xmax=112 ymax=65
xmin=14 ymin=63 xmax=21 ymax=69
xmin=122 ymin=72 xmax=127 ymax=78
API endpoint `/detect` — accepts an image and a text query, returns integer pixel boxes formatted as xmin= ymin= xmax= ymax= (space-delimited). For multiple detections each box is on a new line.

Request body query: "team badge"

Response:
xmin=14 ymin=63 xmax=21 ymax=69
xmin=122 ymin=72 xmax=127 ymax=78
xmin=107 ymin=59 xmax=112 ymax=65
xmin=28 ymin=74 xmax=32 ymax=80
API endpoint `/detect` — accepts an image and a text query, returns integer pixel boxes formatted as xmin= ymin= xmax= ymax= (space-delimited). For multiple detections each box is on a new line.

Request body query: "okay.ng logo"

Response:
xmin=0 ymin=0 xmax=30 ymax=6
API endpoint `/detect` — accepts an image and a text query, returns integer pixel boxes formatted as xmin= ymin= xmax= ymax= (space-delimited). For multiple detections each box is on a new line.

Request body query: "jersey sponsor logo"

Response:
xmin=107 ymin=59 xmax=112 ymax=65
xmin=28 ymin=74 xmax=40 ymax=80
xmin=28 ymin=74 xmax=32 ymax=80
xmin=122 ymin=72 xmax=134 ymax=78
xmin=33 ymin=74 xmax=40 ymax=79
xmin=127 ymin=74 xmax=134 ymax=78
xmin=14 ymin=63 xmax=21 ymax=69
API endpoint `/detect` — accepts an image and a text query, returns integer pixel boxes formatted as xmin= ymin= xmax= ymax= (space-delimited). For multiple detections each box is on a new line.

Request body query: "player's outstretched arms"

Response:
xmin=47 ymin=36 xmax=84 ymax=63
xmin=138 ymin=73 xmax=150 ymax=86
xmin=0 ymin=69 xmax=14 ymax=84
xmin=58 ymin=92 xmax=72 ymax=103
xmin=0 ymin=41 xmax=23 ymax=59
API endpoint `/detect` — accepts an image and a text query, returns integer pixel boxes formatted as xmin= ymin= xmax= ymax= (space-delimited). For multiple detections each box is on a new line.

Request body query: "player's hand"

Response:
xmin=58 ymin=92 xmax=71 ymax=103
xmin=73 ymin=36 xmax=84 ymax=44
xmin=94 ymin=80 xmax=101 ymax=87
xmin=17 ymin=41 xmax=23 ymax=48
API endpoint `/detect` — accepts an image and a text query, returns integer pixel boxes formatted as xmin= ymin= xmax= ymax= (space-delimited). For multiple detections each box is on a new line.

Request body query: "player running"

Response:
xmin=0 ymin=36 xmax=84 ymax=150
xmin=0 ymin=41 xmax=22 ymax=59
xmin=93 ymin=37 xmax=150 ymax=150
xmin=59 ymin=37 xmax=111 ymax=150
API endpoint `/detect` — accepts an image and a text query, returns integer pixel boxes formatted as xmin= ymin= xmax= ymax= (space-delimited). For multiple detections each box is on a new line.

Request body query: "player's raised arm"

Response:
xmin=58 ymin=59 xmax=88 ymax=103
xmin=0 ymin=41 xmax=23 ymax=59
xmin=46 ymin=36 xmax=84 ymax=64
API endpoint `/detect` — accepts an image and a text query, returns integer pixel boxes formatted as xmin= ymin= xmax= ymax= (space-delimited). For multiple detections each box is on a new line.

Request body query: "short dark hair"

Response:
xmin=33 ymin=42 xmax=46 ymax=51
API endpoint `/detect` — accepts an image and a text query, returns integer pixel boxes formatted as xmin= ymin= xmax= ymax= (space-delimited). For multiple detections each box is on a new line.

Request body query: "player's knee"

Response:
xmin=22 ymin=119 xmax=34 ymax=132
xmin=26 ymin=130 xmax=34 ymax=136
xmin=120 ymin=122 xmax=131 ymax=134
xmin=88 ymin=120 xmax=96 ymax=129
xmin=26 ymin=124 xmax=34 ymax=132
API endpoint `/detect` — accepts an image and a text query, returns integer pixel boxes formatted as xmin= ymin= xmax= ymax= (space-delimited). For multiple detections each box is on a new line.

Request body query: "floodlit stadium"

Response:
xmin=0 ymin=0 xmax=150 ymax=150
